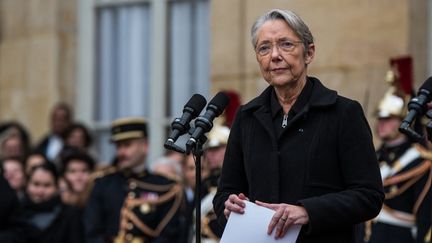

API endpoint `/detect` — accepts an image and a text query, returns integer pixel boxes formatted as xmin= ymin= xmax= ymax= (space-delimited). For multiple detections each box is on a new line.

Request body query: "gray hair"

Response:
xmin=251 ymin=9 xmax=314 ymax=52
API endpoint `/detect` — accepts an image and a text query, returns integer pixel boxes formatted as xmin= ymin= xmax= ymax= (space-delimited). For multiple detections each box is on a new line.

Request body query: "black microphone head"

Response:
xmin=208 ymin=92 xmax=230 ymax=116
xmin=184 ymin=94 xmax=207 ymax=117
xmin=419 ymin=77 xmax=432 ymax=94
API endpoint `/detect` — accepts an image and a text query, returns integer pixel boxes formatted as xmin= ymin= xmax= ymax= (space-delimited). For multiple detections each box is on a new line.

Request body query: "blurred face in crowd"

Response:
xmin=51 ymin=107 xmax=71 ymax=136
xmin=27 ymin=168 xmax=58 ymax=203
xmin=115 ymin=138 xmax=148 ymax=170
xmin=2 ymin=158 xmax=26 ymax=191
xmin=255 ymin=19 xmax=314 ymax=88
xmin=152 ymin=161 xmax=180 ymax=181
xmin=64 ymin=160 xmax=91 ymax=193
xmin=25 ymin=154 xmax=46 ymax=175
xmin=2 ymin=135 xmax=24 ymax=158
xmin=66 ymin=128 xmax=87 ymax=149
xmin=376 ymin=116 xmax=403 ymax=142
xmin=205 ymin=146 xmax=227 ymax=170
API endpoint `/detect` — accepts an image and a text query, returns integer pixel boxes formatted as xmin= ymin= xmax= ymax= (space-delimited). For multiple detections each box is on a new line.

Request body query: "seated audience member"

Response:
xmin=0 ymin=121 xmax=31 ymax=159
xmin=35 ymin=102 xmax=73 ymax=161
xmin=151 ymin=156 xmax=182 ymax=181
xmin=0 ymin=175 xmax=26 ymax=243
xmin=60 ymin=149 xmax=95 ymax=207
xmin=1 ymin=156 xmax=27 ymax=200
xmin=24 ymin=151 xmax=48 ymax=176
xmin=64 ymin=122 xmax=95 ymax=156
xmin=18 ymin=162 xmax=84 ymax=243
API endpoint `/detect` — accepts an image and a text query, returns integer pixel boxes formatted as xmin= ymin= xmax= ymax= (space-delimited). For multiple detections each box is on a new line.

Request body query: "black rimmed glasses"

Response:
xmin=255 ymin=39 xmax=303 ymax=56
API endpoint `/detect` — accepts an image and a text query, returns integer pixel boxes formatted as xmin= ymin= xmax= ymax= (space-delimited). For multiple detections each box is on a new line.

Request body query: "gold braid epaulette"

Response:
xmin=89 ymin=166 xmax=118 ymax=181
xmin=415 ymin=144 xmax=432 ymax=160
xmin=119 ymin=182 xmax=184 ymax=239
xmin=82 ymin=166 xmax=118 ymax=204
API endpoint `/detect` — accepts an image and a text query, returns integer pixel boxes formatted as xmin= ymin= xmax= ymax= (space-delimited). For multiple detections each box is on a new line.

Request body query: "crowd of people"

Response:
xmin=0 ymin=102 xmax=230 ymax=243
xmin=0 ymin=8 xmax=431 ymax=243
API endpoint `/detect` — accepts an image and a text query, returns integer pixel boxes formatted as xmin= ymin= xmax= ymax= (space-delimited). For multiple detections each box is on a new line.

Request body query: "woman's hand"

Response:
xmin=223 ymin=193 xmax=248 ymax=219
xmin=255 ymin=200 xmax=309 ymax=239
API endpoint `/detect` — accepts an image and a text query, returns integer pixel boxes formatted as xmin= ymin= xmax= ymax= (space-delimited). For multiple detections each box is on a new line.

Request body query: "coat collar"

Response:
xmin=243 ymin=76 xmax=338 ymax=112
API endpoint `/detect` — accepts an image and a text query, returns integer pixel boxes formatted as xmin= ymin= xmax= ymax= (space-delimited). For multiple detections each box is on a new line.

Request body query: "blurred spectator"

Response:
xmin=24 ymin=151 xmax=48 ymax=176
xmin=1 ymin=156 xmax=27 ymax=200
xmin=35 ymin=102 xmax=73 ymax=161
xmin=64 ymin=122 xmax=93 ymax=151
xmin=60 ymin=149 xmax=95 ymax=207
xmin=0 ymin=121 xmax=31 ymax=159
xmin=151 ymin=156 xmax=182 ymax=181
xmin=18 ymin=162 xmax=84 ymax=243
xmin=0 ymin=175 xmax=26 ymax=243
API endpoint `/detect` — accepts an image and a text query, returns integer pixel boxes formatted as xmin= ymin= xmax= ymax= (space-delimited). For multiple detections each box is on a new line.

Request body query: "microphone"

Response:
xmin=399 ymin=77 xmax=432 ymax=140
xmin=165 ymin=94 xmax=207 ymax=151
xmin=186 ymin=92 xmax=230 ymax=151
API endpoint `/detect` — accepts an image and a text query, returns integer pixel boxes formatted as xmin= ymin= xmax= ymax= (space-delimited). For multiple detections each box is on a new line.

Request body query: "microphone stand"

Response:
xmin=187 ymin=137 xmax=206 ymax=243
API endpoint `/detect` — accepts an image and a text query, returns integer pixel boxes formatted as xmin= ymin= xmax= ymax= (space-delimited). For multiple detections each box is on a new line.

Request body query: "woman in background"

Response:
xmin=19 ymin=162 xmax=84 ymax=243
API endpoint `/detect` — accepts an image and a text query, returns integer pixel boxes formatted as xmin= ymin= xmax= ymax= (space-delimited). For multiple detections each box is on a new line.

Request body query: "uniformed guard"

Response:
xmin=197 ymin=125 xmax=230 ymax=243
xmin=84 ymin=117 xmax=183 ymax=243
xmin=359 ymin=57 xmax=432 ymax=243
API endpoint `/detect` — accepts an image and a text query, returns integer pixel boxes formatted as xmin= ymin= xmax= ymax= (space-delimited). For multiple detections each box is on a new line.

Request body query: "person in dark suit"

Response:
xmin=356 ymin=57 xmax=431 ymax=243
xmin=84 ymin=117 xmax=183 ymax=243
xmin=0 ymin=175 xmax=26 ymax=243
xmin=35 ymin=102 xmax=73 ymax=162
xmin=213 ymin=9 xmax=384 ymax=243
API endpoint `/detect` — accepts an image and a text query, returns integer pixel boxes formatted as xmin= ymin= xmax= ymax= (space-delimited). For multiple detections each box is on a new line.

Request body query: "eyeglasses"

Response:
xmin=255 ymin=40 xmax=303 ymax=56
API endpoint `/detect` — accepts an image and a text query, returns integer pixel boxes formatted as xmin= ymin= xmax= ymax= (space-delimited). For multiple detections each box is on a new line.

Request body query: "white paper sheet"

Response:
xmin=220 ymin=201 xmax=302 ymax=243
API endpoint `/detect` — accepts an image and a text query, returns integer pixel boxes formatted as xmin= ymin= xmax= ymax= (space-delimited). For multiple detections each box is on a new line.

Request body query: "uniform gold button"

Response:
xmin=127 ymin=222 xmax=134 ymax=230
xmin=140 ymin=203 xmax=151 ymax=214
xmin=128 ymin=192 xmax=136 ymax=199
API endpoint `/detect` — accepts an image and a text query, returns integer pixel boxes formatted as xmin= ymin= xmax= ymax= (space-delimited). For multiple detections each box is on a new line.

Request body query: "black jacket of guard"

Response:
xmin=213 ymin=77 xmax=384 ymax=243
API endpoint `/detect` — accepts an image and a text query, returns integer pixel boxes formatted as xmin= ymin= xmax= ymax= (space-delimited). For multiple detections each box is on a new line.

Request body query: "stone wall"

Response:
xmin=0 ymin=0 xmax=77 ymax=143
xmin=0 ymin=0 xmax=428 ymax=146
xmin=211 ymin=0 xmax=428 ymax=145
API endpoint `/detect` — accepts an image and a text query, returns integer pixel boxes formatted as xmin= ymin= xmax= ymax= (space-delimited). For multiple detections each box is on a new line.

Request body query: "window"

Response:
xmin=77 ymin=0 xmax=210 ymax=164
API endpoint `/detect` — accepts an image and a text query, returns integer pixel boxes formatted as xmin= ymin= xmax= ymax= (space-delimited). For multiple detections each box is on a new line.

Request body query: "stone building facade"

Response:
xmin=0 ymin=0 xmax=430 ymax=159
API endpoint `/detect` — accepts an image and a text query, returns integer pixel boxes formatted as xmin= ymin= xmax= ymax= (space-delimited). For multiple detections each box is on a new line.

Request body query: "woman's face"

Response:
xmin=66 ymin=128 xmax=86 ymax=149
xmin=2 ymin=136 xmax=23 ymax=157
xmin=376 ymin=117 xmax=402 ymax=142
xmin=25 ymin=155 xmax=45 ymax=175
xmin=64 ymin=160 xmax=91 ymax=193
xmin=3 ymin=159 xmax=26 ymax=191
xmin=255 ymin=19 xmax=314 ymax=88
xmin=27 ymin=169 xmax=58 ymax=203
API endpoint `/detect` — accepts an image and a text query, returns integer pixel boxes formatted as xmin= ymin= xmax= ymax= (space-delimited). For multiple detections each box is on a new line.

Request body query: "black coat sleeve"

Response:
xmin=213 ymin=107 xmax=249 ymax=228
xmin=298 ymin=100 xmax=384 ymax=234
xmin=414 ymin=165 xmax=431 ymax=243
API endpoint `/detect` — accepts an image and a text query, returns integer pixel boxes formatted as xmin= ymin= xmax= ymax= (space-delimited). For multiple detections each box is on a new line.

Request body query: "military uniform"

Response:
xmin=84 ymin=118 xmax=183 ymax=243
xmin=359 ymin=57 xmax=432 ymax=243
xmin=364 ymin=142 xmax=431 ymax=242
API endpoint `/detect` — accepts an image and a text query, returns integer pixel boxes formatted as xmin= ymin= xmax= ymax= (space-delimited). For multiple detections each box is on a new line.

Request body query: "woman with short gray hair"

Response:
xmin=213 ymin=9 xmax=384 ymax=242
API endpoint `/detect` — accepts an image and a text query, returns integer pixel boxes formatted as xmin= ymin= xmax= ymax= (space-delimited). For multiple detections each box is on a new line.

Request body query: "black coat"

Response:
xmin=0 ymin=176 xmax=26 ymax=243
xmin=213 ymin=77 xmax=384 ymax=243
xmin=19 ymin=196 xmax=84 ymax=243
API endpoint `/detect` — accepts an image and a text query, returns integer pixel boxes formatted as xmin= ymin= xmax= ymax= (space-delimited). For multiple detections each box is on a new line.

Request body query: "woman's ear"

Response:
xmin=305 ymin=43 xmax=315 ymax=65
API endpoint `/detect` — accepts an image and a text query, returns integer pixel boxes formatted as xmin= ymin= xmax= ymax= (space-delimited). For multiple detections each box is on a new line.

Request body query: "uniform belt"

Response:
xmin=374 ymin=206 xmax=415 ymax=228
